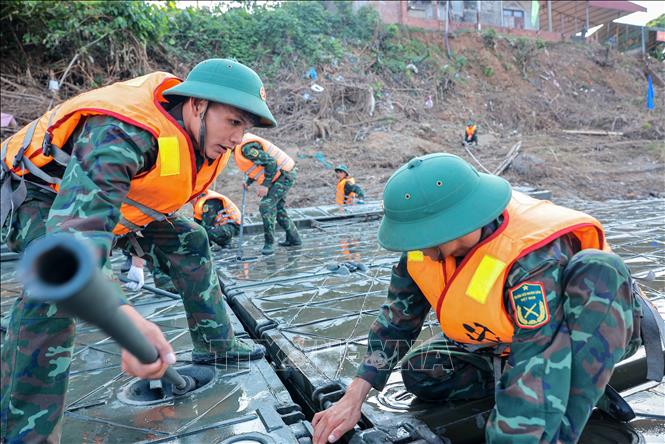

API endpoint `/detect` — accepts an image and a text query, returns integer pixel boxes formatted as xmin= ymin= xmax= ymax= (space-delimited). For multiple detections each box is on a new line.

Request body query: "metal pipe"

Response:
xmin=584 ymin=0 xmax=589 ymax=40
xmin=500 ymin=0 xmax=504 ymax=28
xmin=19 ymin=233 xmax=188 ymax=390
xmin=547 ymin=0 xmax=552 ymax=32
xmin=118 ymin=276 xmax=180 ymax=300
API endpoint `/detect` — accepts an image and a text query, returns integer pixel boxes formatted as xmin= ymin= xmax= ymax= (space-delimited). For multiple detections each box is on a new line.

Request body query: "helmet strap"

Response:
xmin=198 ymin=101 xmax=209 ymax=160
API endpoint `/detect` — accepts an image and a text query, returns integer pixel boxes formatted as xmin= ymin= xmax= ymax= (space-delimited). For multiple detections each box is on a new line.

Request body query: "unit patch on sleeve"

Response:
xmin=509 ymin=281 xmax=550 ymax=329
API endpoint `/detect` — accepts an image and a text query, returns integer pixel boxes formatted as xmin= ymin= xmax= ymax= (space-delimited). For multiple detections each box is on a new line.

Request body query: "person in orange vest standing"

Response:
xmin=312 ymin=154 xmax=662 ymax=444
xmin=334 ymin=164 xmax=365 ymax=205
xmin=0 ymin=59 xmax=274 ymax=443
xmin=234 ymin=134 xmax=301 ymax=255
xmin=464 ymin=119 xmax=478 ymax=145
xmin=192 ymin=189 xmax=241 ymax=248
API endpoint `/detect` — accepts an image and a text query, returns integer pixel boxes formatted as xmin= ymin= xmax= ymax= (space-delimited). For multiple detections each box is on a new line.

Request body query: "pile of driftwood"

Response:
xmin=463 ymin=140 xmax=521 ymax=176
xmin=268 ymin=70 xmax=378 ymax=142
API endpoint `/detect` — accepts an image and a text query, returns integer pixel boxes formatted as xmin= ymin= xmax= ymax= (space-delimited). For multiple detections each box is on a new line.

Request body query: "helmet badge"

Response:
xmin=259 ymin=87 xmax=267 ymax=101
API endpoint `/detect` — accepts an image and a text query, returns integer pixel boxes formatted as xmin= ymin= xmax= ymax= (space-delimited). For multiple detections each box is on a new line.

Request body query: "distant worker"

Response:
xmin=313 ymin=153 xmax=663 ymax=444
xmin=464 ymin=120 xmax=478 ymax=145
xmin=0 ymin=59 xmax=272 ymax=442
xmin=235 ymin=133 xmax=301 ymax=255
xmin=124 ymin=190 xmax=241 ymax=293
xmin=192 ymin=189 xmax=241 ymax=248
xmin=334 ymin=164 xmax=365 ymax=205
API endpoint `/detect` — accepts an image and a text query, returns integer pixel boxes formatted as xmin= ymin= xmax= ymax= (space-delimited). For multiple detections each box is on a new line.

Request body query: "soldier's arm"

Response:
xmin=345 ymin=182 xmax=365 ymax=200
xmin=356 ymin=253 xmax=431 ymax=391
xmin=45 ymin=116 xmax=156 ymax=289
xmin=200 ymin=199 xmax=229 ymax=243
xmin=486 ymin=235 xmax=579 ymax=441
xmin=242 ymin=141 xmax=278 ymax=184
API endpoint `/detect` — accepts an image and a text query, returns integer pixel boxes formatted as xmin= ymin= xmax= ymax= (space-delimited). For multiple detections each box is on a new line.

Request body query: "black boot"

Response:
xmin=596 ymin=384 xmax=635 ymax=422
xmin=278 ymin=229 xmax=302 ymax=247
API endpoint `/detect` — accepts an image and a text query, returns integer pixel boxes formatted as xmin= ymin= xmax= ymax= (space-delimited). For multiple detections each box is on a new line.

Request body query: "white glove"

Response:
xmin=125 ymin=265 xmax=145 ymax=291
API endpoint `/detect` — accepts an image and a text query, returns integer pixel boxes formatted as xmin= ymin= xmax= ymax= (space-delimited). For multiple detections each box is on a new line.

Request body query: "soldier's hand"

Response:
xmin=119 ymin=305 xmax=176 ymax=379
xmin=312 ymin=378 xmax=370 ymax=443
xmin=256 ymin=185 xmax=269 ymax=197
xmin=125 ymin=265 xmax=145 ymax=291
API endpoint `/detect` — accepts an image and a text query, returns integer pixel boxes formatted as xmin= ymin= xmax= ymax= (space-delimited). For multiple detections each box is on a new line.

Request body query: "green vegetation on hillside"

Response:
xmin=0 ymin=0 xmax=438 ymax=80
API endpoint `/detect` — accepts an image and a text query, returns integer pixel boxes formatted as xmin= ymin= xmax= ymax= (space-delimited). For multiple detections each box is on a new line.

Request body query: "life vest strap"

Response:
xmin=12 ymin=120 xmax=39 ymax=169
xmin=246 ymin=164 xmax=260 ymax=177
xmin=49 ymin=145 xmax=71 ymax=166
xmin=19 ymin=156 xmax=61 ymax=187
xmin=127 ymin=232 xmax=145 ymax=257
xmin=117 ymin=216 xmax=143 ymax=233
xmin=635 ymin=282 xmax=665 ymax=381
xmin=122 ymin=196 xmax=166 ymax=222
xmin=0 ymin=167 xmax=27 ymax=240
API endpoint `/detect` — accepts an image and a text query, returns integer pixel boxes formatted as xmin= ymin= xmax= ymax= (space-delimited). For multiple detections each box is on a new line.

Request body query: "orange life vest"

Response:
xmin=466 ymin=125 xmax=477 ymax=138
xmin=1 ymin=72 xmax=230 ymax=235
xmin=406 ymin=191 xmax=608 ymax=345
xmin=336 ymin=177 xmax=357 ymax=205
xmin=233 ymin=133 xmax=294 ymax=185
xmin=192 ymin=189 xmax=241 ymax=225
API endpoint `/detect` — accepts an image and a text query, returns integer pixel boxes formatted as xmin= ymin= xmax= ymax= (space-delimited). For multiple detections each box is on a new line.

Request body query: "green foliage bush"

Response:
xmin=1 ymin=0 xmax=436 ymax=80
xmin=482 ymin=28 xmax=497 ymax=49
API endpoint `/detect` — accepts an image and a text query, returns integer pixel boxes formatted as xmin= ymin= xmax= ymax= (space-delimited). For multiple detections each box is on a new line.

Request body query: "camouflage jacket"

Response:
xmin=36 ymin=106 xmax=203 ymax=268
xmin=241 ymin=142 xmax=279 ymax=185
xmin=356 ymin=218 xmax=580 ymax=391
xmin=344 ymin=181 xmax=365 ymax=200
xmin=201 ymin=198 xmax=239 ymax=228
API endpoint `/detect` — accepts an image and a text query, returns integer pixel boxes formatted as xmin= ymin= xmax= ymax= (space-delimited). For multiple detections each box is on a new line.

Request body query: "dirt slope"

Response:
xmin=219 ymin=32 xmax=663 ymax=210
xmin=2 ymin=31 xmax=663 ymax=211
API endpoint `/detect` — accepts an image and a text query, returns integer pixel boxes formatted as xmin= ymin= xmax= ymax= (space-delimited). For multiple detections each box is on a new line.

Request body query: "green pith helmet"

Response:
xmin=378 ymin=153 xmax=511 ymax=251
xmin=163 ymin=58 xmax=277 ymax=128
xmin=467 ymin=120 xmax=474 ymax=127
xmin=334 ymin=164 xmax=350 ymax=175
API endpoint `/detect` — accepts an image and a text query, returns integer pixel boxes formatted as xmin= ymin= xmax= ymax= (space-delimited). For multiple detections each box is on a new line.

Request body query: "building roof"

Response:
xmin=539 ymin=0 xmax=647 ymax=35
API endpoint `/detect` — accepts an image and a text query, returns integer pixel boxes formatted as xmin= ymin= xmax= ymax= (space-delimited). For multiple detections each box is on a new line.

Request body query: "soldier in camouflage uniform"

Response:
xmin=0 ymin=59 xmax=275 ymax=443
xmin=195 ymin=194 xmax=240 ymax=249
xmin=122 ymin=193 xmax=240 ymax=293
xmin=313 ymin=154 xmax=647 ymax=444
xmin=236 ymin=136 xmax=301 ymax=255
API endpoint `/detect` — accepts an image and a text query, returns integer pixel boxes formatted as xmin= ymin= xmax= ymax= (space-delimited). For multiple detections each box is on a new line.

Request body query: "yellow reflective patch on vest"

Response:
xmin=158 ymin=137 xmax=180 ymax=177
xmin=407 ymin=251 xmax=424 ymax=262
xmin=466 ymin=255 xmax=506 ymax=304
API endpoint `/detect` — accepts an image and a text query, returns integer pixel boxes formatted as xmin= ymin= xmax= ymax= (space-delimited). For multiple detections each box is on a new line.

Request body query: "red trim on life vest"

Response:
xmin=495 ymin=222 xmax=604 ymax=333
xmin=435 ymin=210 xmax=511 ymax=323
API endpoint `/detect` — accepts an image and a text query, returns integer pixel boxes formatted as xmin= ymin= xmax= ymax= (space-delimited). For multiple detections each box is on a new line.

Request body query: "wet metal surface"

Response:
xmin=1 ymin=198 xmax=664 ymax=443
xmin=216 ymin=198 xmax=665 ymax=442
xmin=1 ymin=255 xmax=311 ymax=443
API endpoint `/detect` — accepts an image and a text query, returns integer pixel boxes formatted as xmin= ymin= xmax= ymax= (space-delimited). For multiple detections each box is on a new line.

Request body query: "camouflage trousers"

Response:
xmin=401 ymin=250 xmax=642 ymax=444
xmin=258 ymin=170 xmax=299 ymax=245
xmin=122 ymin=221 xmax=238 ymax=293
xmin=1 ymin=197 xmax=235 ymax=443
